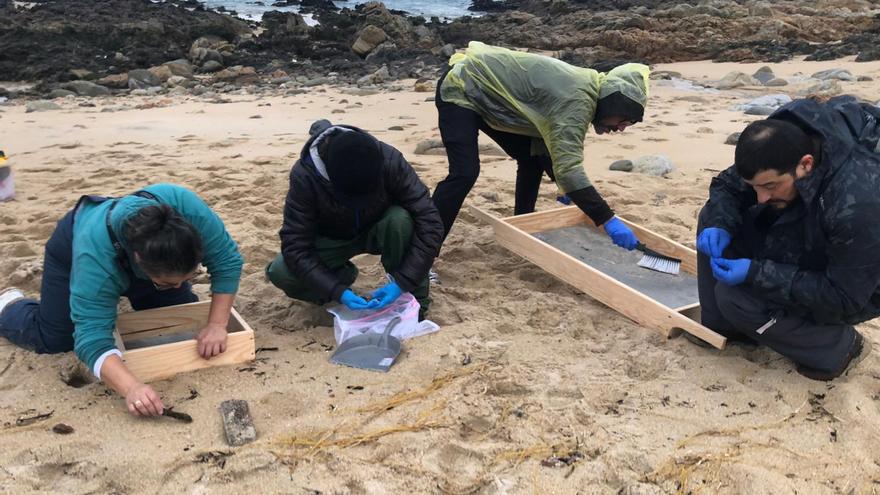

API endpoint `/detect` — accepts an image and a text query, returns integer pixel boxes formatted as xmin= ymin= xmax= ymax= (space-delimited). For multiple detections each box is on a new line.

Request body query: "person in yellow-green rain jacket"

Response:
xmin=432 ymin=42 xmax=650 ymax=251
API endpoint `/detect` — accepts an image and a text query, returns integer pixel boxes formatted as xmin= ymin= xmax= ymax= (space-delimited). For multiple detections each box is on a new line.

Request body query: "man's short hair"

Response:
xmin=734 ymin=119 xmax=813 ymax=180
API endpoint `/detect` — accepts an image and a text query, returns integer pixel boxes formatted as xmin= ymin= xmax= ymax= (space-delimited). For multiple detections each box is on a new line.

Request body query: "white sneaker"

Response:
xmin=428 ymin=269 xmax=440 ymax=285
xmin=0 ymin=288 xmax=25 ymax=316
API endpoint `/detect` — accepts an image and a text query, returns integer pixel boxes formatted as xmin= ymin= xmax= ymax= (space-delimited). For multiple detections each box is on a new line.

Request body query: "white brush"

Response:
xmin=636 ymin=243 xmax=681 ymax=275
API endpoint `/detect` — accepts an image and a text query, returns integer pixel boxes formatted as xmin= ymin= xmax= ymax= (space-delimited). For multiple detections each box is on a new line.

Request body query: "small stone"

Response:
xmin=744 ymin=105 xmax=777 ymax=116
xmin=802 ymin=79 xmax=842 ymax=96
xmin=303 ymin=77 xmax=331 ymax=87
xmin=649 ymin=70 xmax=682 ymax=80
xmin=352 ymin=25 xmax=388 ymax=57
xmin=440 ymin=44 xmax=456 ymax=58
xmin=249 ymin=114 xmax=262 ymax=119
xmin=609 ymin=159 xmax=634 ymax=172
xmin=48 ymin=89 xmax=77 ymax=99
xmin=696 ymin=127 xmax=714 ymax=134
xmin=810 ymin=69 xmax=855 ymax=81
xmin=219 ymin=400 xmax=256 ymax=446
xmin=388 ymin=125 xmax=404 ymax=131
xmin=765 ymin=77 xmax=789 ymax=87
xmin=857 ymin=75 xmax=873 ymax=82
xmin=632 ymin=154 xmax=675 ymax=176
xmin=69 ymin=69 xmax=95 ymax=80
xmin=148 ymin=65 xmax=174 ymax=83
xmin=26 ymin=100 xmax=62 ymax=112
xmin=415 ymin=138 xmax=445 ymax=155
xmin=414 ymin=81 xmax=433 ymax=93
xmin=734 ymin=94 xmax=791 ymax=114
xmin=98 ymin=73 xmax=129 ymax=89
xmin=341 ymin=88 xmax=380 ymax=97
xmin=200 ymin=60 xmax=224 ymax=73
xmin=478 ymin=143 xmax=506 ymax=156
xmin=715 ymin=71 xmax=757 ymax=90
xmin=725 ymin=132 xmax=741 ymax=145
xmin=752 ymin=66 xmax=775 ymax=85
xmin=479 ymin=191 xmax=499 ymax=202
xmin=52 ymin=423 xmax=75 ymax=435
xmin=162 ymin=59 xmax=195 ymax=79
xmin=62 ymin=80 xmax=111 ymax=97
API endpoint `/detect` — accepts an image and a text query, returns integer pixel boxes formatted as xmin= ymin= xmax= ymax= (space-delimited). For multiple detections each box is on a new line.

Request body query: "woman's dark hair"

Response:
xmin=735 ymin=119 xmax=814 ymax=180
xmin=123 ymin=205 xmax=203 ymax=276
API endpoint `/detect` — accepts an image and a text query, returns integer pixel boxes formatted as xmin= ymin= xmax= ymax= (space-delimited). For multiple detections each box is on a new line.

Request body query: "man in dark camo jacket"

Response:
xmin=694 ymin=95 xmax=880 ymax=380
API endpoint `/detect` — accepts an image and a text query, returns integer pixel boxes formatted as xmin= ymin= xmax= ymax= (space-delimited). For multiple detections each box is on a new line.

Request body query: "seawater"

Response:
xmin=197 ymin=0 xmax=479 ymax=21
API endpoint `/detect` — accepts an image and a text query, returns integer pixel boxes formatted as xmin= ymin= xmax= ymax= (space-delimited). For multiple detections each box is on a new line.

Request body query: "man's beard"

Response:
xmin=767 ymin=199 xmax=792 ymax=209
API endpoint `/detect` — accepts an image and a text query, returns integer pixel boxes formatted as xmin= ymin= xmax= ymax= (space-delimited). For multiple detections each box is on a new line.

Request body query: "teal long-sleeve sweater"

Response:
xmin=70 ymin=184 xmax=244 ymax=371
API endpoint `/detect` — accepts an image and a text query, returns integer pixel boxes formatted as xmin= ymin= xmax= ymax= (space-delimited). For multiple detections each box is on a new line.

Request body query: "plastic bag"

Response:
xmin=0 ymin=151 xmax=13 ymax=202
xmin=327 ymin=292 xmax=439 ymax=346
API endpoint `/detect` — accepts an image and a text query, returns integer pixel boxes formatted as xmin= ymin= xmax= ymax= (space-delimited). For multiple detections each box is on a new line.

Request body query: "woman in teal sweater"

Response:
xmin=0 ymin=184 xmax=243 ymax=417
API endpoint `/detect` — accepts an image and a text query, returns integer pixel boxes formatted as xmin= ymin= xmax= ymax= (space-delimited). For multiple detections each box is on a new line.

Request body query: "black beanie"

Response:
xmin=324 ymin=131 xmax=384 ymax=209
xmin=594 ymin=91 xmax=645 ymax=124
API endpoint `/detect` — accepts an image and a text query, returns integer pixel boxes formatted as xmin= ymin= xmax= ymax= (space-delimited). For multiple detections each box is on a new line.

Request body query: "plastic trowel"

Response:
xmin=329 ymin=316 xmax=402 ymax=372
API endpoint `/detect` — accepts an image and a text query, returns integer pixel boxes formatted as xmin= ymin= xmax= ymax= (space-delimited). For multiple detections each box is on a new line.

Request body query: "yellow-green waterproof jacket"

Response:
xmin=440 ymin=42 xmax=649 ymax=194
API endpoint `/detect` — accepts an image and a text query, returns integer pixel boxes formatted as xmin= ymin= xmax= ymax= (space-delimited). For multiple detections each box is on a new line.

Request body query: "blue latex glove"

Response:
xmin=556 ymin=194 xmax=572 ymax=206
xmin=603 ymin=217 xmax=638 ymax=250
xmin=371 ymin=280 xmax=403 ymax=309
xmin=340 ymin=289 xmax=378 ymax=311
xmin=697 ymin=227 xmax=731 ymax=258
xmin=710 ymin=257 xmax=751 ymax=286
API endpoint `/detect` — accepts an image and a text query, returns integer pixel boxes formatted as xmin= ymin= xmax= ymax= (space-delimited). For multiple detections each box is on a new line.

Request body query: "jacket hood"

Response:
xmin=598 ymin=63 xmax=650 ymax=108
xmin=771 ymin=98 xmax=855 ymax=204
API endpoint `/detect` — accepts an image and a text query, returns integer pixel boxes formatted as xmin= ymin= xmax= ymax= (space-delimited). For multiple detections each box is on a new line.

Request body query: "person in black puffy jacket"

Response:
xmin=695 ymin=96 xmax=880 ymax=380
xmin=266 ymin=120 xmax=443 ymax=318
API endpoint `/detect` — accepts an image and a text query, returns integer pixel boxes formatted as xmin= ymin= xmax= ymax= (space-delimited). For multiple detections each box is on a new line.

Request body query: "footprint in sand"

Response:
xmin=421 ymin=443 xmax=487 ymax=486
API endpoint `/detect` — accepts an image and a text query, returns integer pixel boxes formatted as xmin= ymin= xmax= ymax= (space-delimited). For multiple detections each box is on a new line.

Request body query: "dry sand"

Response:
xmin=1 ymin=56 xmax=879 ymax=493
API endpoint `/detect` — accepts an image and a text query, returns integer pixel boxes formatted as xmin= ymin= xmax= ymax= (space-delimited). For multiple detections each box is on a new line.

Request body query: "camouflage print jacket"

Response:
xmin=702 ymin=96 xmax=880 ymax=325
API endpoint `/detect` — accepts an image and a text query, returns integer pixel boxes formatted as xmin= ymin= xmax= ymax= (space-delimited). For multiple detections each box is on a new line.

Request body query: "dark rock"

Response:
xmin=352 ymin=25 xmax=388 ymax=57
xmin=52 ymin=423 xmax=75 ymax=435
xmin=469 ymin=0 xmax=518 ymax=12
xmin=48 ymin=89 xmax=77 ymax=98
xmin=127 ymin=69 xmax=162 ymax=89
xmin=98 ymin=73 xmax=129 ymax=89
xmin=300 ymin=0 xmax=336 ymax=8
xmin=69 ymin=68 xmax=95 ymax=80
xmin=62 ymin=80 xmax=111 ymax=96
xmin=609 ymin=159 xmax=633 ymax=172
xmin=752 ymin=66 xmax=775 ymax=85
xmin=0 ymin=0 xmax=250 ymax=82
xmin=163 ymin=59 xmax=195 ymax=79
xmin=201 ymin=60 xmax=224 ymax=73
xmin=725 ymin=132 xmax=740 ymax=145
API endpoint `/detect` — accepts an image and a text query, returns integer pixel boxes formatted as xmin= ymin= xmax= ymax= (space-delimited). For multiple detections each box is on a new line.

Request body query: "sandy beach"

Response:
xmin=1 ymin=56 xmax=880 ymax=493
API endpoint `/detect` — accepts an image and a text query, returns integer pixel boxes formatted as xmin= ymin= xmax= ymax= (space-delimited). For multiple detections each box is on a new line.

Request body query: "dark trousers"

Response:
xmin=432 ymin=76 xmax=553 ymax=238
xmin=697 ymin=207 xmax=856 ymax=372
xmin=265 ymin=206 xmax=431 ymax=315
xmin=0 ymin=207 xmax=197 ymax=354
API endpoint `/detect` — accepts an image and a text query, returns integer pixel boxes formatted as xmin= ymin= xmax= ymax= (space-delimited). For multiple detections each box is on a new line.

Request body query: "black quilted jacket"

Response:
xmin=280 ymin=122 xmax=443 ymax=302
